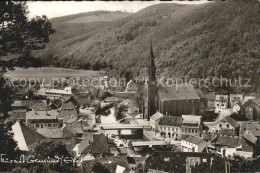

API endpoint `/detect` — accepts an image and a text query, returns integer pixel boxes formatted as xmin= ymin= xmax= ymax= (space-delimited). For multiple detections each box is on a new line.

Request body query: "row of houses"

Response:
xmin=150 ymin=112 xmax=202 ymax=140
xmin=205 ymin=93 xmax=260 ymax=120
xmin=180 ymin=120 xmax=260 ymax=158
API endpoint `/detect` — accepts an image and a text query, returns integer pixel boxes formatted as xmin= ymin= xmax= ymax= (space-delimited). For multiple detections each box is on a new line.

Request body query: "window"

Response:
xmin=172 ymin=128 xmax=174 ymax=131
xmin=227 ymin=124 xmax=229 ymax=128
xmin=168 ymin=127 xmax=170 ymax=131
xmin=164 ymin=127 xmax=166 ymax=130
xmin=192 ymin=129 xmax=194 ymax=133
xmin=219 ymin=124 xmax=222 ymax=128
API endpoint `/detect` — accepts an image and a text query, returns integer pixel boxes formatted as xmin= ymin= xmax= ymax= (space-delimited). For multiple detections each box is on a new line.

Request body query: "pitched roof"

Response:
xmin=12 ymin=100 xmax=40 ymax=107
xmin=183 ymin=135 xmax=205 ymax=145
xmin=89 ymin=134 xmax=110 ymax=154
xmin=79 ymin=134 xmax=94 ymax=154
xmin=63 ymin=114 xmax=77 ymax=124
xmin=59 ymin=102 xmax=77 ymax=118
xmin=150 ymin=112 xmax=163 ymax=121
xmin=240 ymin=121 xmax=260 ymax=137
xmin=213 ymin=116 xmax=239 ymax=129
xmin=71 ymin=120 xmax=91 ymax=132
xmin=11 ymin=109 xmax=26 ymax=120
xmin=242 ymin=99 xmax=260 ymax=108
xmin=63 ymin=125 xmax=77 ymax=136
xmin=224 ymin=116 xmax=239 ymax=129
xmin=212 ymin=136 xmax=242 ymax=148
xmin=158 ymin=84 xmax=199 ymax=101
xmin=158 ymin=116 xmax=182 ymax=126
xmin=242 ymin=130 xmax=257 ymax=144
xmin=26 ymin=110 xmax=58 ymax=120
xmin=12 ymin=122 xmax=47 ymax=151
xmin=182 ymin=115 xmax=201 ymax=125
xmin=32 ymin=100 xmax=48 ymax=111
xmin=36 ymin=128 xmax=63 ymax=139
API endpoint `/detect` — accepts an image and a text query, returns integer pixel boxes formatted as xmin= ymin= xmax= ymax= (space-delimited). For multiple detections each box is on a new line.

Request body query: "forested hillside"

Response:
xmin=36 ymin=1 xmax=260 ymax=93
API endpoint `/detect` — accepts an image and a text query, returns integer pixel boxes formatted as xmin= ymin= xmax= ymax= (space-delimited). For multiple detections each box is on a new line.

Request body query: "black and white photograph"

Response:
xmin=0 ymin=0 xmax=260 ymax=172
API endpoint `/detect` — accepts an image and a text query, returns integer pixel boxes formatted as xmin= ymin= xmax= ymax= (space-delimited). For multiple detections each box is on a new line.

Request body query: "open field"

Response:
xmin=5 ymin=67 xmax=105 ymax=79
xmin=66 ymin=11 xmax=130 ymax=23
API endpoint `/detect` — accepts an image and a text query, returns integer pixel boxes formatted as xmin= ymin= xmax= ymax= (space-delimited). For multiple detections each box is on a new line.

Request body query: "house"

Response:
xmin=73 ymin=134 xmax=93 ymax=157
xmin=26 ymin=110 xmax=62 ymax=129
xmin=215 ymin=95 xmax=229 ymax=113
xmin=12 ymin=100 xmax=40 ymax=110
xmin=72 ymin=87 xmax=91 ymax=107
xmin=125 ymin=80 xmax=138 ymax=93
xmin=11 ymin=121 xmax=47 ymax=151
xmin=36 ymin=125 xmax=78 ymax=149
xmin=158 ymin=116 xmax=182 ymax=139
xmin=63 ymin=114 xmax=78 ymax=124
xmin=63 ymin=125 xmax=78 ymax=148
xmin=71 ymin=120 xmax=93 ymax=143
xmin=150 ymin=112 xmax=163 ymax=135
xmin=207 ymin=116 xmax=239 ymax=134
xmin=181 ymin=135 xmax=208 ymax=152
xmin=59 ymin=102 xmax=78 ymax=119
xmin=241 ymin=98 xmax=260 ymax=120
xmin=76 ymin=134 xmax=111 ymax=158
xmin=230 ymin=94 xmax=243 ymax=108
xmin=239 ymin=121 xmax=260 ymax=157
xmin=211 ymin=135 xmax=242 ymax=157
xmin=181 ymin=115 xmax=202 ymax=137
xmin=43 ymin=86 xmax=72 ymax=99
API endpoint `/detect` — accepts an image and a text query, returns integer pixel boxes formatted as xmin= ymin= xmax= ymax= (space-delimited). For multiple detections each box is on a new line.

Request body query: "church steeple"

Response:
xmin=149 ymin=42 xmax=156 ymax=83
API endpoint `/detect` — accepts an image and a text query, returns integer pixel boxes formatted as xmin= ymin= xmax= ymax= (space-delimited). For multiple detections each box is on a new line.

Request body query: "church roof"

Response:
xmin=158 ymin=84 xmax=199 ymax=101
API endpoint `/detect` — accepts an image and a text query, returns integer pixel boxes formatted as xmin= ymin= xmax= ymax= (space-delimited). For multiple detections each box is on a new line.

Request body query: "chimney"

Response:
xmin=81 ymin=119 xmax=83 ymax=131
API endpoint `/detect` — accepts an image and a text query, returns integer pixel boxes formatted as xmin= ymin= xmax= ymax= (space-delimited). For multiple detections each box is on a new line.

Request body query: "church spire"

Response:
xmin=149 ymin=41 xmax=156 ymax=83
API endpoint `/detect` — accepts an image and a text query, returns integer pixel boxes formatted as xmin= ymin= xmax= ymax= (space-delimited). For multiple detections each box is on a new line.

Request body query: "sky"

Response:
xmin=27 ymin=1 xmax=210 ymax=19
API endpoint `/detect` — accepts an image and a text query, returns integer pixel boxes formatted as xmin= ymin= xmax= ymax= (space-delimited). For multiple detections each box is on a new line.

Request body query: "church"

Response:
xmin=143 ymin=43 xmax=205 ymax=120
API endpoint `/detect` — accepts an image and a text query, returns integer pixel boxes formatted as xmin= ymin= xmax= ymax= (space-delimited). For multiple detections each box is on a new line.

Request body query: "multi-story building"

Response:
xmin=181 ymin=115 xmax=202 ymax=137
xmin=26 ymin=110 xmax=62 ymax=129
xmin=241 ymin=98 xmax=260 ymax=121
xmin=207 ymin=116 xmax=240 ymax=133
xmin=44 ymin=86 xmax=72 ymax=99
xmin=230 ymin=94 xmax=244 ymax=108
xmin=215 ymin=95 xmax=229 ymax=113
xmin=181 ymin=135 xmax=208 ymax=152
xmin=158 ymin=116 xmax=182 ymax=139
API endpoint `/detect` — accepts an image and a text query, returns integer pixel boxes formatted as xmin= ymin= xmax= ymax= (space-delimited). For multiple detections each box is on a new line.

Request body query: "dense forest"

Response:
xmin=35 ymin=1 xmax=260 ymax=93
